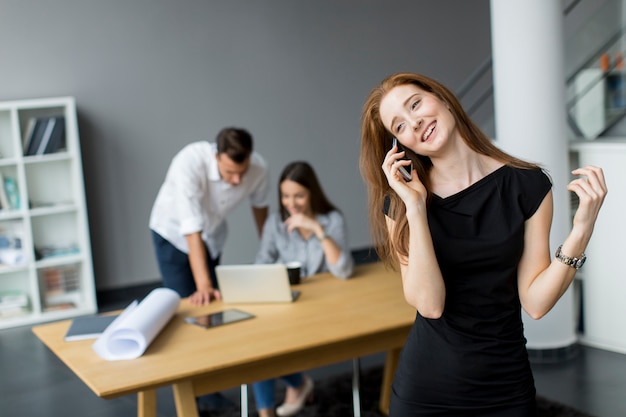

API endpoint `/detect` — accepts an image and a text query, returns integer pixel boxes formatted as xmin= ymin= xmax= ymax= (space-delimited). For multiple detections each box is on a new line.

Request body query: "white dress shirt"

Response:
xmin=149 ymin=141 xmax=269 ymax=257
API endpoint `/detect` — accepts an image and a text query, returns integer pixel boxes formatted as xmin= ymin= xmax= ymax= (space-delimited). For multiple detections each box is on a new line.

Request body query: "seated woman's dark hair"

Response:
xmin=278 ymin=161 xmax=337 ymax=221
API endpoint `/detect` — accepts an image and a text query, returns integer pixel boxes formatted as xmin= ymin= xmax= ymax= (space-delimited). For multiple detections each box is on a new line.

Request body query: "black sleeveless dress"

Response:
xmin=388 ymin=166 xmax=552 ymax=417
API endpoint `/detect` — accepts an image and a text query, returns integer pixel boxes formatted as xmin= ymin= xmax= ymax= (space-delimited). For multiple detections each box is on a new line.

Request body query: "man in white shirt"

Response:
xmin=150 ymin=127 xmax=269 ymax=306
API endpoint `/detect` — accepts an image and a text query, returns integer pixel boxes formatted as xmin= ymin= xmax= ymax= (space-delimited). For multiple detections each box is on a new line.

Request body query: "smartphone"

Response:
xmin=185 ymin=309 xmax=255 ymax=329
xmin=391 ymin=138 xmax=413 ymax=181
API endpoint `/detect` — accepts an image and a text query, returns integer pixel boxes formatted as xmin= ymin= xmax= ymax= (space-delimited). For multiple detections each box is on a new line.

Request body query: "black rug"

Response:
xmin=205 ymin=366 xmax=595 ymax=417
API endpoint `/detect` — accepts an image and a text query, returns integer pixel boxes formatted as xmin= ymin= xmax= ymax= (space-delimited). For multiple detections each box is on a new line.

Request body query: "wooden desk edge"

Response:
xmin=188 ymin=325 xmax=409 ymax=395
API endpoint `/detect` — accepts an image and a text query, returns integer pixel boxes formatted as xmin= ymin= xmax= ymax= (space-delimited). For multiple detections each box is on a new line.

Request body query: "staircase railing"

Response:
xmin=458 ymin=0 xmax=626 ymax=140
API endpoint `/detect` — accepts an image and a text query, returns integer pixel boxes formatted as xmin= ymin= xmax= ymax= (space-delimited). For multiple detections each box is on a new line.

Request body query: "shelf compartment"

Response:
xmin=24 ymin=158 xmax=77 ymax=209
xmin=0 ymin=270 xmax=32 ymax=319
xmin=17 ymin=106 xmax=67 ymax=157
xmin=31 ymin=211 xmax=81 ymax=262
xmin=38 ymin=263 xmax=83 ymax=312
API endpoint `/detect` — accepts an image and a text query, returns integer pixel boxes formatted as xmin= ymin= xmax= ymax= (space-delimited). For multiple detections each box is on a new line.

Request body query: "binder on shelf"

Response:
xmin=46 ymin=117 xmax=66 ymax=153
xmin=21 ymin=117 xmax=37 ymax=150
xmin=24 ymin=118 xmax=48 ymax=156
xmin=23 ymin=116 xmax=66 ymax=156
xmin=34 ymin=117 xmax=57 ymax=155
xmin=37 ymin=117 xmax=66 ymax=155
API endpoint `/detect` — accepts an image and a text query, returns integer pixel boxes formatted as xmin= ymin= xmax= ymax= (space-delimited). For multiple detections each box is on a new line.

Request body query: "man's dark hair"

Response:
xmin=215 ymin=127 xmax=253 ymax=163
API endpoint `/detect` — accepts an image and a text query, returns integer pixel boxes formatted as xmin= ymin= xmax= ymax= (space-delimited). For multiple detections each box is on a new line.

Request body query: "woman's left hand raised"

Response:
xmin=284 ymin=213 xmax=318 ymax=234
xmin=569 ymin=165 xmax=607 ymax=233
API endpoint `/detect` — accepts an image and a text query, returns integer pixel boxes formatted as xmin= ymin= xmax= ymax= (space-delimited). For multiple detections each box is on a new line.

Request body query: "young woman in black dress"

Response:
xmin=359 ymin=73 xmax=607 ymax=416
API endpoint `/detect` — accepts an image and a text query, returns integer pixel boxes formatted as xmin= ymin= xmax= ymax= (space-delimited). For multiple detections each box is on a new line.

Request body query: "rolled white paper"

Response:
xmin=92 ymin=288 xmax=180 ymax=360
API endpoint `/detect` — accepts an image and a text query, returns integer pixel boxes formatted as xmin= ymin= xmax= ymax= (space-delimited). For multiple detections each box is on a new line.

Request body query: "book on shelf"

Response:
xmin=0 ymin=290 xmax=29 ymax=318
xmin=3 ymin=177 xmax=20 ymax=210
xmin=24 ymin=118 xmax=48 ymax=156
xmin=21 ymin=117 xmax=37 ymax=148
xmin=41 ymin=265 xmax=80 ymax=297
xmin=0 ymin=290 xmax=28 ymax=309
xmin=23 ymin=116 xmax=66 ymax=156
xmin=0 ymin=222 xmax=25 ymax=266
xmin=0 ymin=172 xmax=10 ymax=211
xmin=0 ymin=306 xmax=29 ymax=318
xmin=35 ymin=244 xmax=80 ymax=260
xmin=35 ymin=117 xmax=56 ymax=155
xmin=37 ymin=117 xmax=66 ymax=155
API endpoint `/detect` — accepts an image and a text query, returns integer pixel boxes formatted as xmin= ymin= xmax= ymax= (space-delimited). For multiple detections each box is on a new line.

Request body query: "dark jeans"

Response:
xmin=151 ymin=230 xmax=221 ymax=297
xmin=151 ymin=231 xmax=233 ymax=411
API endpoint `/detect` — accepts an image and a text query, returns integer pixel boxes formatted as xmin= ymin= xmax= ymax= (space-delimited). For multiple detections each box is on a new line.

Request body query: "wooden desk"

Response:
xmin=32 ymin=262 xmax=415 ymax=417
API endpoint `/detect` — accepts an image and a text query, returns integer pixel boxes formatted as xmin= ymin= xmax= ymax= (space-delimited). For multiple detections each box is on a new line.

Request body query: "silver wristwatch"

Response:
xmin=555 ymin=245 xmax=586 ymax=270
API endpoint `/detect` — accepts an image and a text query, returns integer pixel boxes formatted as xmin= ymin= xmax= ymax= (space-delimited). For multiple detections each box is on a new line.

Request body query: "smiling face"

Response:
xmin=379 ymin=84 xmax=457 ymax=156
xmin=280 ymin=179 xmax=312 ymax=217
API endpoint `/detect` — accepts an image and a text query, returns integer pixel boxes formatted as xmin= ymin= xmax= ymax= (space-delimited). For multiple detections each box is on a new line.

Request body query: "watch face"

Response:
xmin=575 ymin=257 xmax=586 ymax=269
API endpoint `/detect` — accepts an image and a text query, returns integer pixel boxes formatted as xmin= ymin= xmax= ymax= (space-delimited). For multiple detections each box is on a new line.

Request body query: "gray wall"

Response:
xmin=0 ymin=0 xmax=491 ymax=290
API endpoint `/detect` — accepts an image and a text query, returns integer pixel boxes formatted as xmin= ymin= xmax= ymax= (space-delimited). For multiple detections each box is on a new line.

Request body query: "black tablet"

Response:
xmin=184 ymin=308 xmax=255 ymax=329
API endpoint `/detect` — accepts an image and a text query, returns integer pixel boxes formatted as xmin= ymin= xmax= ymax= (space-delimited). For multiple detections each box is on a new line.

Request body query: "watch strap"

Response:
xmin=555 ymin=245 xmax=586 ymax=270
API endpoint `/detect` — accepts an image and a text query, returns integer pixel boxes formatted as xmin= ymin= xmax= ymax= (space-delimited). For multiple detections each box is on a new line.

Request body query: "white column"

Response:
xmin=490 ymin=0 xmax=576 ymax=349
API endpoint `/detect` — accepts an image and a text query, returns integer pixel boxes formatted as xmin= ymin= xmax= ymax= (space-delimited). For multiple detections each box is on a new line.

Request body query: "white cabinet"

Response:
xmin=570 ymin=139 xmax=626 ymax=354
xmin=0 ymin=97 xmax=96 ymax=329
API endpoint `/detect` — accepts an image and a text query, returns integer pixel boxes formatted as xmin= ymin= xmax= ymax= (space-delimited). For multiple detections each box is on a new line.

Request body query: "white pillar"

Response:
xmin=490 ymin=0 xmax=576 ymax=349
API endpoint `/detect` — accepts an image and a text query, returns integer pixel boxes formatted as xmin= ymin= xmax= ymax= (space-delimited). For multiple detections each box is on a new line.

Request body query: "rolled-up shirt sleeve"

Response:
xmin=324 ymin=211 xmax=354 ymax=279
xmin=172 ymin=156 xmax=209 ymax=236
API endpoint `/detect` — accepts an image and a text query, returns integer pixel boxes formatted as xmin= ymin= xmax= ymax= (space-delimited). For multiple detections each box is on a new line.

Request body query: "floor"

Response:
xmin=3 ymin=318 xmax=626 ymax=417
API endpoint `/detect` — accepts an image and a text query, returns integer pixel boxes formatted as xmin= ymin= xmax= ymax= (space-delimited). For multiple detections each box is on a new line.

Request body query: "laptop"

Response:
xmin=215 ymin=263 xmax=300 ymax=303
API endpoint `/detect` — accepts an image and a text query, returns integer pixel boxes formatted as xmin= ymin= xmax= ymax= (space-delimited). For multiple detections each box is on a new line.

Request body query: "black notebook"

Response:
xmin=64 ymin=314 xmax=119 ymax=341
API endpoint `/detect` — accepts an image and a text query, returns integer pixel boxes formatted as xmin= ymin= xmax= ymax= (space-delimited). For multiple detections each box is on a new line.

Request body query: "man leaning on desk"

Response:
xmin=149 ymin=126 xmax=270 ymax=414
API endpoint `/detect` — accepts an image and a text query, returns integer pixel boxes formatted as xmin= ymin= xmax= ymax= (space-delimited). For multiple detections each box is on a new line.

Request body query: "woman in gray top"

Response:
xmin=253 ymin=161 xmax=354 ymax=417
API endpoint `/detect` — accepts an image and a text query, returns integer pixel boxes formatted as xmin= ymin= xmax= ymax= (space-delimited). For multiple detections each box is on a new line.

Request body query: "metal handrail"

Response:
xmin=458 ymin=0 xmax=585 ymax=114
xmin=456 ymin=57 xmax=492 ymax=101
xmin=563 ymin=0 xmax=584 ymax=16
xmin=565 ymin=27 xmax=623 ymax=87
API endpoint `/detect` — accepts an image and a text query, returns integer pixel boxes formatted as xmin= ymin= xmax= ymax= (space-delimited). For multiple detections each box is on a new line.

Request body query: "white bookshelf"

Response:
xmin=0 ymin=97 xmax=96 ymax=329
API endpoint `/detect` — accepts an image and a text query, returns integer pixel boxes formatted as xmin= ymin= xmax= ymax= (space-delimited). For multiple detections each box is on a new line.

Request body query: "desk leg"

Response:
xmin=240 ymin=384 xmax=249 ymax=416
xmin=379 ymin=348 xmax=400 ymax=416
xmin=138 ymin=389 xmax=157 ymax=417
xmin=173 ymin=381 xmax=200 ymax=417
xmin=352 ymin=357 xmax=361 ymax=417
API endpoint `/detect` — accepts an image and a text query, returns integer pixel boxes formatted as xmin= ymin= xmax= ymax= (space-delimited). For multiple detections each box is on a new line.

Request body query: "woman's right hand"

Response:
xmin=382 ymin=144 xmax=427 ymax=210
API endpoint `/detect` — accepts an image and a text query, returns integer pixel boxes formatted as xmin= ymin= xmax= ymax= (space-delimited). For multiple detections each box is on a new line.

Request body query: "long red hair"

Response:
xmin=359 ymin=72 xmax=540 ymax=267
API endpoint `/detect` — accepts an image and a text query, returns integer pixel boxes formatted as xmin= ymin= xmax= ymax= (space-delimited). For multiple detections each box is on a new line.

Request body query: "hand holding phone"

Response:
xmin=392 ymin=138 xmax=413 ymax=182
